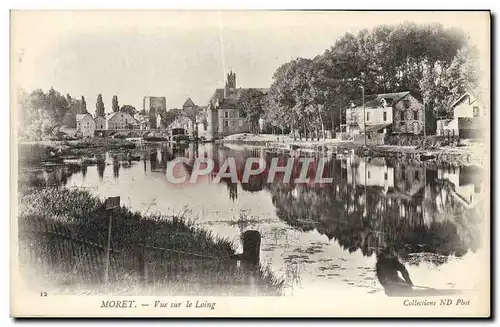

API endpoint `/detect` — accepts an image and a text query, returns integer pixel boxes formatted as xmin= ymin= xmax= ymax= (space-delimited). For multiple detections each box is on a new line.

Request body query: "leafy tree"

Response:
xmin=95 ymin=94 xmax=105 ymax=117
xmin=112 ymin=95 xmax=119 ymax=112
xmin=80 ymin=96 xmax=87 ymax=114
xmin=120 ymin=104 xmax=137 ymax=116
xmin=163 ymin=108 xmax=183 ymax=127
xmin=263 ymin=22 xmax=477 ymax=137
xmin=237 ymin=89 xmax=265 ymax=134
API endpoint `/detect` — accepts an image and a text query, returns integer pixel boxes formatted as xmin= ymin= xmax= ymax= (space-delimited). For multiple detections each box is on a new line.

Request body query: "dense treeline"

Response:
xmin=17 ymin=88 xmax=138 ymax=141
xmin=261 ymin=22 xmax=478 ymax=139
xmin=17 ymin=88 xmax=88 ymax=141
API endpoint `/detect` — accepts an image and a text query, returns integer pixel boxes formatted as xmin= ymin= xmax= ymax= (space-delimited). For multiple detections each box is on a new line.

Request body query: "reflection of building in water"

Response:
xmin=392 ymin=163 xmax=425 ymax=198
xmin=113 ymin=161 xmax=120 ymax=178
xmin=437 ymin=166 xmax=483 ymax=209
xmin=97 ymin=163 xmax=105 ymax=180
xmin=347 ymin=157 xmax=394 ymax=191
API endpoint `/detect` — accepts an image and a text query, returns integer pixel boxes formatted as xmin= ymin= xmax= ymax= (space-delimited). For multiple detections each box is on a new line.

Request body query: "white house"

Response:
xmin=76 ymin=113 xmax=96 ymax=138
xmin=105 ymin=112 xmax=137 ymax=130
xmin=94 ymin=116 xmax=106 ymax=130
xmin=437 ymin=92 xmax=488 ymax=138
xmin=156 ymin=114 xmax=163 ymax=129
xmin=169 ymin=114 xmax=194 ymax=137
xmin=344 ymin=92 xmax=424 ymax=136
xmin=452 ymin=92 xmax=486 ymax=118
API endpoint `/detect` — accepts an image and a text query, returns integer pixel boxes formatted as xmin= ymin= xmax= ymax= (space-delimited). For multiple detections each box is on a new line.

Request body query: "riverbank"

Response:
xmin=18 ymin=187 xmax=284 ymax=296
xmin=18 ymin=139 xmax=146 ymax=165
xmin=222 ymin=133 xmax=487 ymax=168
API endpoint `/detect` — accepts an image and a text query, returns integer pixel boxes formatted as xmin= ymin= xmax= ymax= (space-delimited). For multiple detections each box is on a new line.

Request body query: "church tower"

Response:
xmin=224 ymin=70 xmax=236 ymax=98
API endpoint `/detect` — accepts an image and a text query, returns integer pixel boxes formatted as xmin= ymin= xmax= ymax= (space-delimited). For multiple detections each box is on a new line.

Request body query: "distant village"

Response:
xmin=70 ymin=70 xmax=486 ymax=145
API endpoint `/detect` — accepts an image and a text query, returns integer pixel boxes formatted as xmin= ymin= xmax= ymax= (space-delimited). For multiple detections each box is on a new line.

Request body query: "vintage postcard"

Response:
xmin=10 ymin=10 xmax=491 ymax=317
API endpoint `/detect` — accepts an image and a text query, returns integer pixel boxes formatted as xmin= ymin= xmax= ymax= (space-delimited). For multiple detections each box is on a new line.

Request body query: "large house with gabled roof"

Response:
xmin=206 ymin=71 xmax=269 ymax=139
xmin=76 ymin=113 xmax=96 ymax=138
xmin=344 ymin=91 xmax=425 ymax=137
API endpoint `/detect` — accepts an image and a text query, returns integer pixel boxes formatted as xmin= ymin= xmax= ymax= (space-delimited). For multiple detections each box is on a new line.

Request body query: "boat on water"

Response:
xmin=143 ymin=136 xmax=167 ymax=142
xmin=81 ymin=156 xmax=106 ymax=165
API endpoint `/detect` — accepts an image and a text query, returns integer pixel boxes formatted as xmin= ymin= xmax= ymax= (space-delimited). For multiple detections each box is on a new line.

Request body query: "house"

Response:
xmin=95 ymin=116 xmax=106 ymax=130
xmin=206 ymin=71 xmax=269 ymax=139
xmin=451 ymin=92 xmax=487 ymax=139
xmin=182 ymin=97 xmax=200 ymax=137
xmin=451 ymin=92 xmax=487 ymax=118
xmin=196 ymin=111 xmax=209 ymax=139
xmin=76 ymin=113 xmax=96 ymax=138
xmin=437 ymin=92 xmax=487 ymax=138
xmin=168 ymin=114 xmax=194 ymax=137
xmin=344 ymin=91 xmax=425 ymax=141
xmin=156 ymin=113 xmax=163 ymax=129
xmin=105 ymin=112 xmax=137 ymax=130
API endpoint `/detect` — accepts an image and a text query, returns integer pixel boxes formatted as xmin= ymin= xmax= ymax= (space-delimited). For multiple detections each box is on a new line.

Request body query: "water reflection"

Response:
xmin=19 ymin=143 xmax=486 ymax=295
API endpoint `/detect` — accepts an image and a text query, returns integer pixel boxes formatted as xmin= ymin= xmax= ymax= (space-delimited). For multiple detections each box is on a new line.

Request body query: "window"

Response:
xmin=403 ymin=99 xmax=411 ymax=109
xmin=224 ymin=121 xmax=229 ymax=127
xmin=383 ymin=112 xmax=387 ymax=122
xmin=239 ymin=120 xmax=243 ymax=127
xmin=415 ymin=171 xmax=419 ymax=180
xmin=232 ymin=121 xmax=236 ymax=127
xmin=413 ymin=111 xmax=418 ymax=120
xmin=367 ymin=171 xmax=371 ymax=179
xmin=473 ymin=106 xmax=480 ymax=117
xmin=224 ymin=111 xmax=229 ymax=118
xmin=400 ymin=112 xmax=405 ymax=121
xmin=366 ymin=112 xmax=370 ymax=121
xmin=384 ymin=172 xmax=388 ymax=180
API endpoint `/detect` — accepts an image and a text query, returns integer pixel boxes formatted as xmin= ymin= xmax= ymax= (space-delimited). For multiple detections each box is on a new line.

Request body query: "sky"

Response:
xmin=11 ymin=10 xmax=490 ymax=113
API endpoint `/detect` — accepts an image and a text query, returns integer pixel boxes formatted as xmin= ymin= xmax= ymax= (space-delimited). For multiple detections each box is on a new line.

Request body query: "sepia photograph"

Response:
xmin=9 ymin=9 xmax=491 ymax=317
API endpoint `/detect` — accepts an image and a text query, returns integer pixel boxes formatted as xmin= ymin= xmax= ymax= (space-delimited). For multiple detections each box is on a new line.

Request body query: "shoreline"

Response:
xmin=220 ymin=135 xmax=487 ymax=168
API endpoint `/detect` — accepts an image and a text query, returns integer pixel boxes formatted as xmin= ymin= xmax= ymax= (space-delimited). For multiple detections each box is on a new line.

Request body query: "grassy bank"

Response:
xmin=18 ymin=188 xmax=284 ymax=295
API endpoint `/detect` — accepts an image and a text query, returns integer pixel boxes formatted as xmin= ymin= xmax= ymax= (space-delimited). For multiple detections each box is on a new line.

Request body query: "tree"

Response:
xmin=163 ymin=108 xmax=183 ymax=127
xmin=263 ymin=22 xmax=476 ymax=138
xmin=112 ymin=95 xmax=119 ymax=112
xmin=237 ymin=89 xmax=265 ymax=134
xmin=95 ymin=94 xmax=105 ymax=117
xmin=80 ymin=96 xmax=87 ymax=114
xmin=120 ymin=105 xmax=137 ymax=116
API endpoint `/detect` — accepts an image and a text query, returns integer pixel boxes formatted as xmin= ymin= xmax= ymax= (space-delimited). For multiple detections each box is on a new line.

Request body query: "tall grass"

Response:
xmin=18 ymin=188 xmax=284 ymax=296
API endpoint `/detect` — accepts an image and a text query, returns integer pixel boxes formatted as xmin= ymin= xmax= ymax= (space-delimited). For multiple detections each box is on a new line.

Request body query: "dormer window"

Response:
xmin=381 ymin=98 xmax=387 ymax=108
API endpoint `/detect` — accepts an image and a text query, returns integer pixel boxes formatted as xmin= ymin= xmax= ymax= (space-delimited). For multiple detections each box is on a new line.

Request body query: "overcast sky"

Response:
xmin=11 ymin=10 xmax=489 ymax=112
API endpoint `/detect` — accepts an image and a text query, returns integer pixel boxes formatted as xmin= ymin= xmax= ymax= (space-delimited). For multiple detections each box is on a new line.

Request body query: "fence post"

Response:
xmin=136 ymin=246 xmax=146 ymax=284
xmin=242 ymin=230 xmax=261 ymax=269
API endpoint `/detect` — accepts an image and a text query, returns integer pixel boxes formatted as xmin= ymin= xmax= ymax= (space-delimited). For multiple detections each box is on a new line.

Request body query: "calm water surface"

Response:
xmin=22 ymin=143 xmax=488 ymax=297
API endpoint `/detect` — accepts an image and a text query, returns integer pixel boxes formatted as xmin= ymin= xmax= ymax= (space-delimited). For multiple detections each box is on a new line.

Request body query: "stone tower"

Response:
xmin=225 ymin=70 xmax=236 ymax=98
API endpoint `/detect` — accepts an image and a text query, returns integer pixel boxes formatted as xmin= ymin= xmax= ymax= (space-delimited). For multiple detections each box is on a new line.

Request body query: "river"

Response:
xmin=20 ymin=142 xmax=488 ymax=297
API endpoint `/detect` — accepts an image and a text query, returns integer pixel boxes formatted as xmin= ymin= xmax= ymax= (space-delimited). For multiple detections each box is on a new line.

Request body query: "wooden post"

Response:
xmin=104 ymin=209 xmax=113 ymax=290
xmin=136 ymin=246 xmax=146 ymax=284
xmin=242 ymin=230 xmax=261 ymax=269
xmin=104 ymin=196 xmax=120 ymax=292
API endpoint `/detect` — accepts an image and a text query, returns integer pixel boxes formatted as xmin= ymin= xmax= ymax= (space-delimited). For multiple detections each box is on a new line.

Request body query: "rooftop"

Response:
xmin=349 ymin=91 xmax=412 ymax=110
